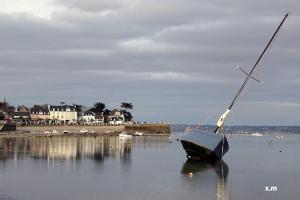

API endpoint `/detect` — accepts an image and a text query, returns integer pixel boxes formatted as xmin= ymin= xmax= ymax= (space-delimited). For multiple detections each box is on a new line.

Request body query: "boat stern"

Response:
xmin=181 ymin=130 xmax=229 ymax=161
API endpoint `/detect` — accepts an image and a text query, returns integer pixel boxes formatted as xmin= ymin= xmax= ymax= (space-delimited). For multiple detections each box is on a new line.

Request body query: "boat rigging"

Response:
xmin=181 ymin=13 xmax=289 ymax=161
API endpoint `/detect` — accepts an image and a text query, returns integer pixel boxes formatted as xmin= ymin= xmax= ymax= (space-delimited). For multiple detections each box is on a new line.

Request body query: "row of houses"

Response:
xmin=11 ymin=105 xmax=126 ymax=125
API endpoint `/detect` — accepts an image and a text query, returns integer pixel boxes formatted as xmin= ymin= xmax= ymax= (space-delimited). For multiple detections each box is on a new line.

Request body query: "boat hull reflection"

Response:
xmin=181 ymin=159 xmax=229 ymax=200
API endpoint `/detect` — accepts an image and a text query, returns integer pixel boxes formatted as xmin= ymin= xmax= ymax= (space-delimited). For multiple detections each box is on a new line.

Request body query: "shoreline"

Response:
xmin=0 ymin=124 xmax=171 ymax=136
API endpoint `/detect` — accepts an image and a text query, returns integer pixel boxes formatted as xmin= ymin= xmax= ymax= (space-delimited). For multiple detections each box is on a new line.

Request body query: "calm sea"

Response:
xmin=0 ymin=132 xmax=299 ymax=200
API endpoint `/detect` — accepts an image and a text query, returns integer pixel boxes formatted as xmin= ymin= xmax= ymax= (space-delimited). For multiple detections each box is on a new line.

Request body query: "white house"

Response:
xmin=108 ymin=109 xmax=125 ymax=125
xmin=94 ymin=112 xmax=104 ymax=125
xmin=82 ymin=110 xmax=95 ymax=124
xmin=49 ymin=105 xmax=77 ymax=124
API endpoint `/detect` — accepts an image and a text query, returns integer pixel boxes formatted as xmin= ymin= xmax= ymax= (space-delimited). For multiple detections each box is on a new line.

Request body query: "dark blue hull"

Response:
xmin=181 ymin=130 xmax=229 ymax=161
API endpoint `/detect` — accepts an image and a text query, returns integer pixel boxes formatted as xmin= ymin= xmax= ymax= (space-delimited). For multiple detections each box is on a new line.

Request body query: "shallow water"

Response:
xmin=0 ymin=133 xmax=299 ymax=200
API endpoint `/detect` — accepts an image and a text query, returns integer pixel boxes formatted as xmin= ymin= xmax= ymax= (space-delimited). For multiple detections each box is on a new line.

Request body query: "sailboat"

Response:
xmin=181 ymin=13 xmax=289 ymax=161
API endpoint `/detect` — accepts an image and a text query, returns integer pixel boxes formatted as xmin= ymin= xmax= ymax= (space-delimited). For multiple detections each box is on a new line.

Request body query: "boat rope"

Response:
xmin=197 ymin=107 xmax=219 ymax=129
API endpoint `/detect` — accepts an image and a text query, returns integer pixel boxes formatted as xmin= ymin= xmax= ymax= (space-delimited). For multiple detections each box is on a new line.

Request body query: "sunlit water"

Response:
xmin=0 ymin=133 xmax=299 ymax=200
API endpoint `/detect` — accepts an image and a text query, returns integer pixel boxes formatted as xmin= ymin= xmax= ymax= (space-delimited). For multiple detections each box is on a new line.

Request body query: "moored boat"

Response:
xmin=133 ymin=131 xmax=144 ymax=136
xmin=80 ymin=129 xmax=88 ymax=133
xmin=181 ymin=13 xmax=289 ymax=161
xmin=181 ymin=130 xmax=229 ymax=161
xmin=251 ymin=132 xmax=263 ymax=137
xmin=119 ymin=131 xmax=132 ymax=139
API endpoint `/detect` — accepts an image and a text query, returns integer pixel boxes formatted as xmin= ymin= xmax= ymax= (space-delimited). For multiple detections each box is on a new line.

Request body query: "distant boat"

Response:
xmin=119 ymin=131 xmax=132 ymax=139
xmin=181 ymin=13 xmax=289 ymax=161
xmin=44 ymin=130 xmax=58 ymax=134
xmin=63 ymin=130 xmax=69 ymax=134
xmin=105 ymin=130 xmax=113 ymax=134
xmin=133 ymin=131 xmax=144 ymax=136
xmin=251 ymin=132 xmax=263 ymax=137
xmin=80 ymin=129 xmax=88 ymax=133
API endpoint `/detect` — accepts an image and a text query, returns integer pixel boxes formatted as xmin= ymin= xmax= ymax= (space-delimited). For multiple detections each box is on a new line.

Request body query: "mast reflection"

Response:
xmin=181 ymin=159 xmax=229 ymax=200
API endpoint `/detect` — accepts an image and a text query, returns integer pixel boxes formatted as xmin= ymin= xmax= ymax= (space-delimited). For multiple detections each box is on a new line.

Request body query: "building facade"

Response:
xmin=12 ymin=112 xmax=31 ymax=123
xmin=30 ymin=105 xmax=50 ymax=123
xmin=108 ymin=109 xmax=125 ymax=125
xmin=95 ymin=112 xmax=104 ymax=125
xmin=49 ymin=105 xmax=77 ymax=124
xmin=82 ymin=110 xmax=95 ymax=124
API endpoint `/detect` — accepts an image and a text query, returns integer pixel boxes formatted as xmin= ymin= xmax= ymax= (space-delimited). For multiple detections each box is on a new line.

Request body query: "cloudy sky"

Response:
xmin=0 ymin=0 xmax=299 ymax=125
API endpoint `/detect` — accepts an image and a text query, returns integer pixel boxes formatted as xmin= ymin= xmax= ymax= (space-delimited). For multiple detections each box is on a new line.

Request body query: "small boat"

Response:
xmin=251 ymin=132 xmax=263 ymax=137
xmin=45 ymin=130 xmax=59 ymax=134
xmin=133 ymin=131 xmax=144 ymax=136
xmin=119 ymin=131 xmax=132 ymax=139
xmin=181 ymin=13 xmax=289 ymax=161
xmin=105 ymin=130 xmax=113 ymax=134
xmin=80 ymin=129 xmax=88 ymax=133
xmin=63 ymin=130 xmax=69 ymax=134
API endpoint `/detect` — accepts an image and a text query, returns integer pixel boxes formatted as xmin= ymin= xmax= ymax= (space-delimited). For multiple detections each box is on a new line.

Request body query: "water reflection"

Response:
xmin=0 ymin=136 xmax=169 ymax=162
xmin=181 ymin=159 xmax=229 ymax=200
xmin=0 ymin=136 xmax=132 ymax=161
xmin=133 ymin=136 xmax=169 ymax=150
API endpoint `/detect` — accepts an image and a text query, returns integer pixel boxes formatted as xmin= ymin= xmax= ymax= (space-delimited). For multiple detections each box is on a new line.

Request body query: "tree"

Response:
xmin=103 ymin=109 xmax=111 ymax=124
xmin=0 ymin=101 xmax=8 ymax=110
xmin=72 ymin=104 xmax=82 ymax=113
xmin=17 ymin=105 xmax=29 ymax=112
xmin=0 ymin=112 xmax=5 ymax=120
xmin=60 ymin=102 xmax=66 ymax=106
xmin=91 ymin=102 xmax=106 ymax=113
xmin=31 ymin=104 xmax=43 ymax=110
xmin=123 ymin=111 xmax=133 ymax=122
xmin=120 ymin=102 xmax=133 ymax=110
xmin=0 ymin=99 xmax=12 ymax=115
xmin=120 ymin=102 xmax=133 ymax=122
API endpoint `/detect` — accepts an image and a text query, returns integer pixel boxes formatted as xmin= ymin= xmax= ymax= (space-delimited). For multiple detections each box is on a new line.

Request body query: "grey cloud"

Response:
xmin=0 ymin=0 xmax=299 ymax=124
xmin=54 ymin=0 xmax=126 ymax=12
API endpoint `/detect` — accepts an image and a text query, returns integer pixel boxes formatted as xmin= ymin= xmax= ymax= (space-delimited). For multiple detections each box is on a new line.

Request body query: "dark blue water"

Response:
xmin=0 ymin=133 xmax=299 ymax=200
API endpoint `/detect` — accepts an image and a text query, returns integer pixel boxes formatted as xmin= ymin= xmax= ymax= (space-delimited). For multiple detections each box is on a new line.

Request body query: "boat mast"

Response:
xmin=214 ymin=13 xmax=289 ymax=133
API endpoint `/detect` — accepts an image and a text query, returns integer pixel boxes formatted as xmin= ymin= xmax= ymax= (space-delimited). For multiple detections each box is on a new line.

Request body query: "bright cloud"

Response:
xmin=1 ymin=0 xmax=62 ymax=19
xmin=119 ymin=37 xmax=182 ymax=53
